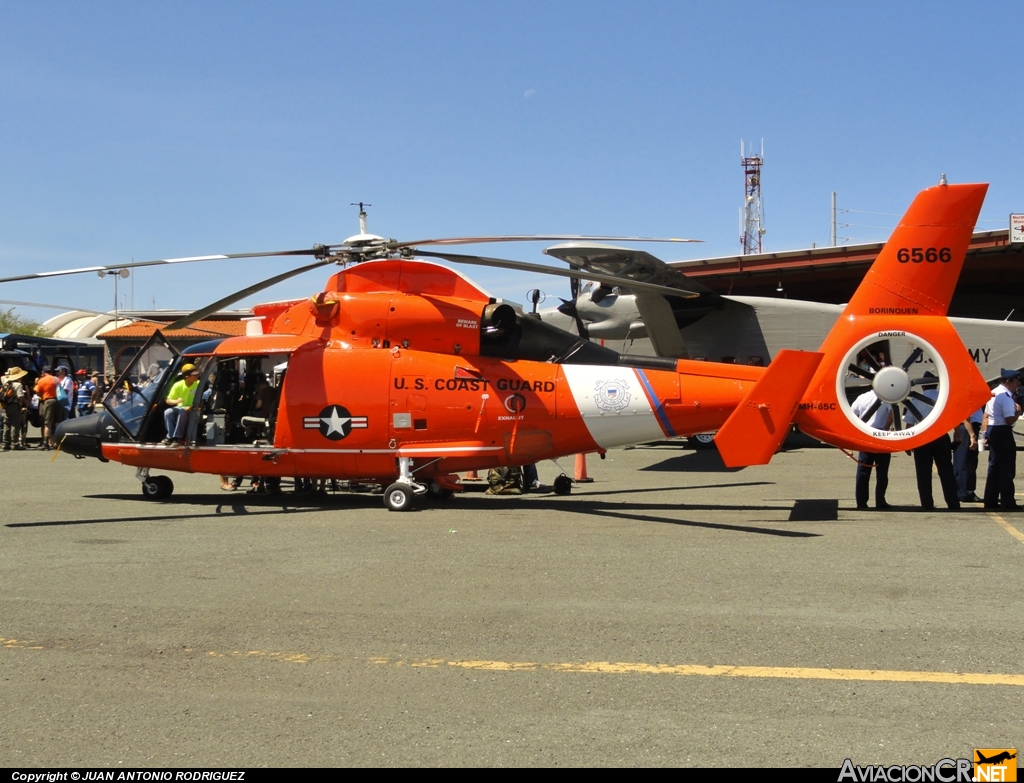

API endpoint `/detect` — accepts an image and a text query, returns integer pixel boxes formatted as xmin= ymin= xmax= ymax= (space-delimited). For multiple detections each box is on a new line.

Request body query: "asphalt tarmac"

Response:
xmin=1 ymin=440 xmax=1022 ymax=767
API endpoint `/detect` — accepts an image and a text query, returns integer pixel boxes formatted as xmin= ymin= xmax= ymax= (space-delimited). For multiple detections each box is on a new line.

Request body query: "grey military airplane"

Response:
xmin=537 ymin=242 xmax=1024 ymax=445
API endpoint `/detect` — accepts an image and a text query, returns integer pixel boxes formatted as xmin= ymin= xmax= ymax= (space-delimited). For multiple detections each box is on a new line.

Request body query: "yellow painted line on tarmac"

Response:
xmin=5 ymin=639 xmax=1023 ymax=686
xmin=988 ymin=510 xmax=1024 ymax=547
xmin=370 ymin=656 xmax=1024 ymax=687
xmin=202 ymin=648 xmax=313 ymax=663
xmin=1 ymin=638 xmax=45 ymax=650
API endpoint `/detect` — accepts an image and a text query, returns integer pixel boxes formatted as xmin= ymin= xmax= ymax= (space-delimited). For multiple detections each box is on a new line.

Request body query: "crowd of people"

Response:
xmin=0 ymin=364 xmax=104 ymax=451
xmin=852 ymin=365 xmax=1022 ymax=512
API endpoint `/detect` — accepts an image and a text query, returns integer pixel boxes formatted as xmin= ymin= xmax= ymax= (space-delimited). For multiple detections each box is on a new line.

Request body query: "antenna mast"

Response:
xmin=740 ymin=139 xmax=766 ymax=254
xmin=351 ymin=202 xmax=371 ymax=235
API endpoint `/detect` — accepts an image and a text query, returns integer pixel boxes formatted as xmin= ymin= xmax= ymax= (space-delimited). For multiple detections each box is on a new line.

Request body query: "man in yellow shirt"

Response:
xmin=162 ymin=363 xmax=201 ymax=446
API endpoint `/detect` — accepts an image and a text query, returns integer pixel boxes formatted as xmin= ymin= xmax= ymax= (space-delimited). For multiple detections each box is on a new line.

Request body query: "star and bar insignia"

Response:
xmin=303 ymin=405 xmax=368 ymax=441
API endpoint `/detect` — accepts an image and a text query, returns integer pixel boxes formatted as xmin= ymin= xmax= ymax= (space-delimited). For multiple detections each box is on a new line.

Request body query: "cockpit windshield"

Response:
xmin=103 ymin=332 xmax=179 ymax=439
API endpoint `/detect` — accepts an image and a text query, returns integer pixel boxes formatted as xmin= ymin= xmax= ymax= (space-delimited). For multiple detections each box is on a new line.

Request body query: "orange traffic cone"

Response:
xmin=465 ymin=470 xmax=481 ymax=480
xmin=574 ymin=453 xmax=593 ymax=482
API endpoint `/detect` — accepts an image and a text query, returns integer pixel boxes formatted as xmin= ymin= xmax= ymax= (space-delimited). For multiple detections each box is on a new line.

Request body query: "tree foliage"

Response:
xmin=0 ymin=308 xmax=51 ymax=337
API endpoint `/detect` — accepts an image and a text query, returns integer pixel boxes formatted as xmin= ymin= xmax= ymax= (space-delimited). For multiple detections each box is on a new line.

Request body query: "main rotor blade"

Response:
xmin=392 ymin=235 xmax=702 ymax=250
xmin=0 ymin=299 xmax=238 ymax=338
xmin=412 ymin=250 xmax=700 ymax=299
xmin=0 ymin=248 xmax=324 ymax=285
xmin=164 ymin=259 xmax=332 ymax=332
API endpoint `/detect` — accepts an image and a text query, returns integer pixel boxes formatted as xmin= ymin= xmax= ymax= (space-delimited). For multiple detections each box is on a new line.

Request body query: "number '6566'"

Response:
xmin=896 ymin=247 xmax=952 ymax=263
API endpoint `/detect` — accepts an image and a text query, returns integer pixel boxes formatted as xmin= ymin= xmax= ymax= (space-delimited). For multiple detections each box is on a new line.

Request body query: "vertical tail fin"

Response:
xmin=844 ymin=183 xmax=986 ymax=317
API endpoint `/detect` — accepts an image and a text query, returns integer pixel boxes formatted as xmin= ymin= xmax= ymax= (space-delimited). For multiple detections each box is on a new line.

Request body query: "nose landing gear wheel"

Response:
xmin=384 ymin=483 xmax=415 ymax=511
xmin=141 ymin=475 xmax=174 ymax=500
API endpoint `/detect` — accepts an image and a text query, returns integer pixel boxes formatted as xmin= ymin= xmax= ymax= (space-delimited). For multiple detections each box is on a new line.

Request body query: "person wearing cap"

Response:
xmin=953 ymin=406 xmax=984 ymax=503
xmin=851 ymin=388 xmax=894 ymax=510
xmin=163 ymin=363 xmax=202 ymax=446
xmin=34 ymin=366 xmax=59 ymax=450
xmin=903 ymin=371 xmax=959 ymax=511
xmin=1 ymin=366 xmax=29 ymax=451
xmin=981 ymin=368 xmax=1022 ymax=510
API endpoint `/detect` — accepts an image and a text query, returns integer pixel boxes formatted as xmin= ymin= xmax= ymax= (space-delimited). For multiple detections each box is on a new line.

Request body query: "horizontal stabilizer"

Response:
xmin=715 ymin=350 xmax=824 ymax=468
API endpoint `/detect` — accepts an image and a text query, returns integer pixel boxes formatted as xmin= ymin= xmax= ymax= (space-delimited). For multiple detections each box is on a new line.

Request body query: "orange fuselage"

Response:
xmin=100 ymin=342 xmax=761 ymax=481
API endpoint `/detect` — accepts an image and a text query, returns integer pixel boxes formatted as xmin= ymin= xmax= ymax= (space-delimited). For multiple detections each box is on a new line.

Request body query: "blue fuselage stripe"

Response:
xmin=636 ymin=369 xmax=677 ymax=438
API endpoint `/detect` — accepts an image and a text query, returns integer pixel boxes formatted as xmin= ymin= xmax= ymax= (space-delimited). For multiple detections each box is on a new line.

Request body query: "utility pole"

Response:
xmin=830 ymin=192 xmax=837 ymax=247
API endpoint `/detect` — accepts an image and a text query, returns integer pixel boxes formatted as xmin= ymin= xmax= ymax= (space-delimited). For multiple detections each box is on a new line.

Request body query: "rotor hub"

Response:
xmin=872 ymin=365 xmax=912 ymax=403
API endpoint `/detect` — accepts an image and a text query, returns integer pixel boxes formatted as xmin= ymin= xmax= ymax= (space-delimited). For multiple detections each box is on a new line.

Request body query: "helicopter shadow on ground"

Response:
xmin=546 ymin=480 xmax=775 ymax=499
xmin=635 ymin=449 xmax=742 ymax=473
xmin=8 ymin=491 xmax=821 ymax=538
xmin=451 ymin=495 xmax=821 ymax=538
xmin=5 ymin=493 xmax=344 ymax=529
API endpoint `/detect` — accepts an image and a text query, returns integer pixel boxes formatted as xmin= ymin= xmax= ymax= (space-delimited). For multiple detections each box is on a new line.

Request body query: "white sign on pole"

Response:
xmin=1011 ymin=214 xmax=1024 ymax=243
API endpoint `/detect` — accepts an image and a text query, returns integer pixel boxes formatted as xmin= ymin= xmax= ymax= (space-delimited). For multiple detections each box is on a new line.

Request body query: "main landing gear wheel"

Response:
xmin=384 ymin=483 xmax=415 ymax=511
xmin=690 ymin=432 xmax=716 ymax=449
xmin=552 ymin=474 xmax=573 ymax=495
xmin=141 ymin=475 xmax=174 ymax=500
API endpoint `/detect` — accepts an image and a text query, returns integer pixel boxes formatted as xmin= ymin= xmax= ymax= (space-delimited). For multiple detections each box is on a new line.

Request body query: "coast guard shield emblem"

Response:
xmin=593 ymin=379 xmax=631 ymax=412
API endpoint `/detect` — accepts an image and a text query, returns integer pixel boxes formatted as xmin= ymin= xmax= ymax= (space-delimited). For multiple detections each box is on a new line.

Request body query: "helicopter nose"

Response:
xmin=55 ymin=411 xmax=114 ymax=461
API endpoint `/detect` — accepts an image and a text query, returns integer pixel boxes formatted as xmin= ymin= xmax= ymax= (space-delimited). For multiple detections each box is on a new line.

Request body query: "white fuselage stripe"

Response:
xmin=561 ymin=366 xmax=666 ymax=450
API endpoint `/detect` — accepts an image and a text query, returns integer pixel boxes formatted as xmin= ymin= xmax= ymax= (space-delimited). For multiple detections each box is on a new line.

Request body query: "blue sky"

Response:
xmin=1 ymin=2 xmax=1021 ymax=322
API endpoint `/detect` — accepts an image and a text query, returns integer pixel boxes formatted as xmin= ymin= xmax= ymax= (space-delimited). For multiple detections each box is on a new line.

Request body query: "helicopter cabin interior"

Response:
xmin=103 ymin=332 xmax=290 ymax=449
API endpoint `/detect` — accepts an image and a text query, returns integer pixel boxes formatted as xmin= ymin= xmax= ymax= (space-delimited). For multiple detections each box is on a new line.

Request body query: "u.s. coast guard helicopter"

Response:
xmin=19 ymin=183 xmax=993 ymax=510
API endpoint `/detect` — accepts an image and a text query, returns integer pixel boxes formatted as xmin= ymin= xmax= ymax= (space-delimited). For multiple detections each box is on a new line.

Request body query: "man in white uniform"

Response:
xmin=851 ymin=389 xmax=893 ymax=510
xmin=982 ymin=368 xmax=1022 ymax=510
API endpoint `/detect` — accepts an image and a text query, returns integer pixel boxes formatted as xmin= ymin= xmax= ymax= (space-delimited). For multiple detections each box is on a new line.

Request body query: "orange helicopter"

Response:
xmin=49 ymin=182 xmax=991 ymax=510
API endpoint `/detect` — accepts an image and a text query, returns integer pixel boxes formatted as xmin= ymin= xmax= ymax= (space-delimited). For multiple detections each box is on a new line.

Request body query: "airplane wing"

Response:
xmin=542 ymin=242 xmax=720 ymax=296
xmin=543 ymin=243 xmax=720 ymax=358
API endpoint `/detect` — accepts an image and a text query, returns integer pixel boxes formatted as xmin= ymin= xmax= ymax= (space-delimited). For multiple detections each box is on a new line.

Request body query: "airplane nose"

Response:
xmin=55 ymin=411 xmax=115 ymax=461
xmin=556 ymin=299 xmax=578 ymax=317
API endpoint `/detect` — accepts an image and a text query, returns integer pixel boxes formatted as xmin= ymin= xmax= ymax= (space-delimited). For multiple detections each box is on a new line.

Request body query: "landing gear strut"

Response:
xmin=383 ymin=457 xmax=428 ymax=511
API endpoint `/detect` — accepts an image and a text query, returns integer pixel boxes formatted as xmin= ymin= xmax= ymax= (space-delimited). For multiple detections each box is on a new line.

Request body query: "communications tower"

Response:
xmin=740 ymin=139 xmax=766 ymax=254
